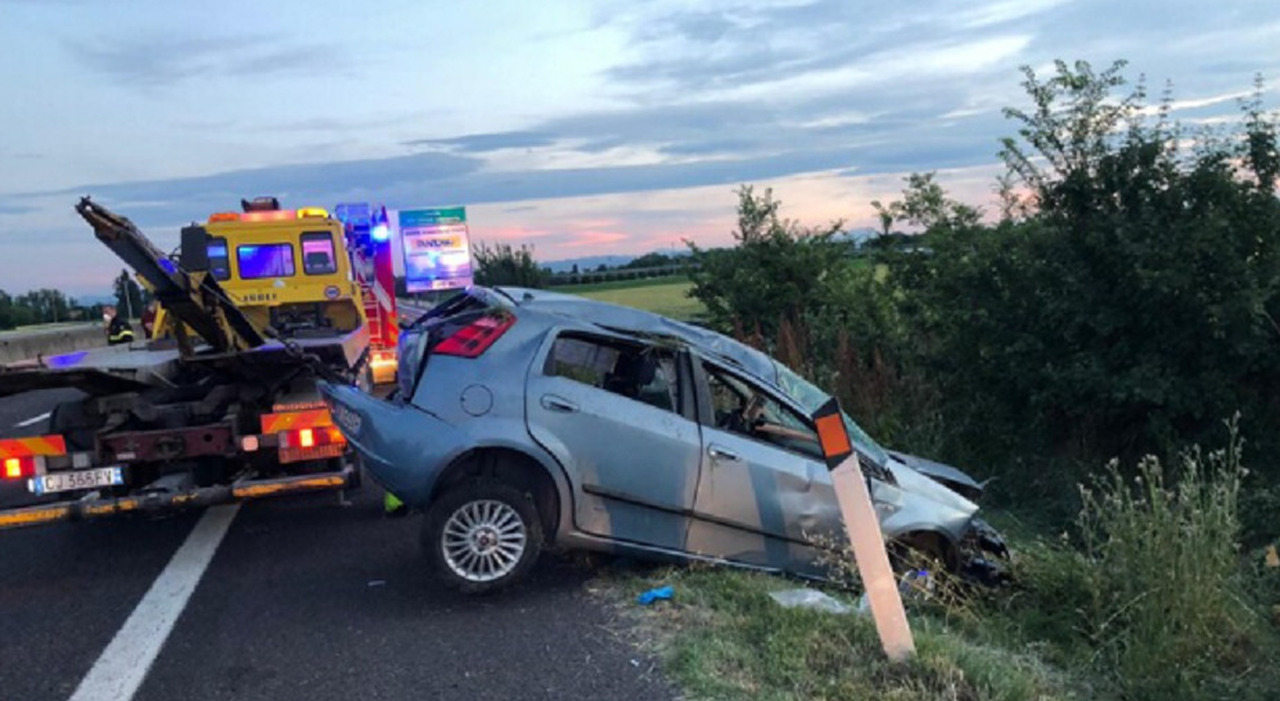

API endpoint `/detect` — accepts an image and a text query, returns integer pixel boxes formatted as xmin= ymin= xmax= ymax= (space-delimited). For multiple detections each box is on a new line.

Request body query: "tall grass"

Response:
xmin=1072 ymin=417 xmax=1265 ymax=700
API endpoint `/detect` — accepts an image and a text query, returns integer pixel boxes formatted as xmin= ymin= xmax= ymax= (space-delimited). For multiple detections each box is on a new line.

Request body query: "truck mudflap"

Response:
xmin=0 ymin=466 xmax=355 ymax=531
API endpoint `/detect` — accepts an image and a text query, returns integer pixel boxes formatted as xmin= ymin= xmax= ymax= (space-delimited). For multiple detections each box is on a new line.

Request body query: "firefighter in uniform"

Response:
xmin=103 ymin=304 xmax=135 ymax=345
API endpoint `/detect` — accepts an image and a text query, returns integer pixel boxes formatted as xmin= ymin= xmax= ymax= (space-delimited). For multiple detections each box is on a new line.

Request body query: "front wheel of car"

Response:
xmin=421 ymin=480 xmax=543 ymax=594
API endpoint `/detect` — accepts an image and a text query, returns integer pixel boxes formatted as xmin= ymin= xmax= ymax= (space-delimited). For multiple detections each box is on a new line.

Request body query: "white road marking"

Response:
xmin=14 ymin=411 xmax=52 ymax=428
xmin=68 ymin=504 xmax=241 ymax=701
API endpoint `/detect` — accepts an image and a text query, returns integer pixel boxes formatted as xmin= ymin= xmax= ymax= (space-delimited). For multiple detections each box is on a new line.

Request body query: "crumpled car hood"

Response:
xmin=888 ymin=451 xmax=985 ymax=501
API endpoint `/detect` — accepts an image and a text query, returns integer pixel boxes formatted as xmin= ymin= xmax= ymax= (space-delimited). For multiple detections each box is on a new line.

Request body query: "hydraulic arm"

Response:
xmin=74 ymin=197 xmax=266 ymax=354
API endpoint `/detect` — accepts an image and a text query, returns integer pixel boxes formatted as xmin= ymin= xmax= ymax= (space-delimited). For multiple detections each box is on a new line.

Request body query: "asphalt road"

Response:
xmin=0 ymin=391 xmax=673 ymax=701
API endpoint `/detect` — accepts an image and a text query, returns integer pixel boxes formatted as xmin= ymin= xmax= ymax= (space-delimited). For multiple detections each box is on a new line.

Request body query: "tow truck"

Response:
xmin=0 ymin=197 xmax=398 ymax=529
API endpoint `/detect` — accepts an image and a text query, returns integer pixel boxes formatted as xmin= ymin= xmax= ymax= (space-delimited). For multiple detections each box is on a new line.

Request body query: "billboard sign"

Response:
xmin=398 ymin=206 xmax=474 ymax=293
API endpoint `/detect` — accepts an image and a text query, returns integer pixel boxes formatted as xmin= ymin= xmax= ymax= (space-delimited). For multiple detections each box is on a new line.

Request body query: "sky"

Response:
xmin=0 ymin=0 xmax=1277 ymax=296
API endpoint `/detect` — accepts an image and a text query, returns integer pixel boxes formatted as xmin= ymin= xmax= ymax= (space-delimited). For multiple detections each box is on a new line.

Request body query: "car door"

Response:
xmin=685 ymin=358 xmax=843 ymax=574
xmin=525 ymin=331 xmax=702 ymax=550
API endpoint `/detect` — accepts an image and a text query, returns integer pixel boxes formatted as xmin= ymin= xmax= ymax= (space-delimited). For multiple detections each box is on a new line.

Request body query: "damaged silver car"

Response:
xmin=320 ymin=286 xmax=1008 ymax=593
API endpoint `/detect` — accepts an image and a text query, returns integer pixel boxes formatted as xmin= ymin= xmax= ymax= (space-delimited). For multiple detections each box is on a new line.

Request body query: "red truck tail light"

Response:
xmin=3 ymin=457 xmax=35 ymax=480
xmin=278 ymin=426 xmax=344 ymax=449
xmin=277 ymin=426 xmax=346 ymax=464
xmin=0 ymin=435 xmax=63 ymax=480
xmin=434 ymin=315 xmax=515 ymax=358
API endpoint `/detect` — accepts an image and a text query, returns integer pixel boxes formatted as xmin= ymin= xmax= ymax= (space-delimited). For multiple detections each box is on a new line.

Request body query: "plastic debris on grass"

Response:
xmin=638 ymin=585 xmax=675 ymax=605
xmin=769 ymin=588 xmax=853 ymax=614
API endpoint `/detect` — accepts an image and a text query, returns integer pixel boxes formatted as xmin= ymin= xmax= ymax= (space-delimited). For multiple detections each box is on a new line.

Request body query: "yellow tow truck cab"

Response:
xmin=151 ymin=198 xmax=368 ymax=348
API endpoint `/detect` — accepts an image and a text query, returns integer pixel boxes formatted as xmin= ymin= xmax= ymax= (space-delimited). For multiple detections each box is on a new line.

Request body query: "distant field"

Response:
xmin=551 ymin=275 xmax=692 ymax=293
xmin=556 ymin=276 xmax=704 ymax=320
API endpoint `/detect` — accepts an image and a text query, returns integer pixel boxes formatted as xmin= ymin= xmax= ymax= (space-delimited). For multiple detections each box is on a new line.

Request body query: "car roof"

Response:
xmin=493 ymin=285 xmax=783 ymax=384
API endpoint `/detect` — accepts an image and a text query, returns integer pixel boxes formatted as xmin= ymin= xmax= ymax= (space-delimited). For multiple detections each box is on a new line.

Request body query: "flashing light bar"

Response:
xmin=208 ymin=207 xmax=330 ymax=223
xmin=241 ymin=210 xmax=296 ymax=222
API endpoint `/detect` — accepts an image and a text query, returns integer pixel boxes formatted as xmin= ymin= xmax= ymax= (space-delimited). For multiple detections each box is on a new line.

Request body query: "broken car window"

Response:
xmin=703 ymin=363 xmax=822 ymax=459
xmin=548 ymin=336 xmax=679 ymax=413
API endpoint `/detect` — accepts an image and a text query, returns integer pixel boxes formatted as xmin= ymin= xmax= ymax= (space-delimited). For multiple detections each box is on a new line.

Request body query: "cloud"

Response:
xmin=406 ymin=131 xmax=558 ymax=153
xmin=66 ymin=34 xmax=346 ymax=87
xmin=8 ymin=0 xmax=1276 ymax=296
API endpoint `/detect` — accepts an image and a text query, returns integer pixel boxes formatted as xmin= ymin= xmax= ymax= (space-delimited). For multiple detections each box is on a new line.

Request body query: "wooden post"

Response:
xmin=813 ymin=398 xmax=915 ymax=662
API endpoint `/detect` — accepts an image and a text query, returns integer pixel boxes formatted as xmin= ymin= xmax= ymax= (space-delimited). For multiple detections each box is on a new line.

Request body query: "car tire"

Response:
xmin=421 ymin=480 xmax=543 ymax=594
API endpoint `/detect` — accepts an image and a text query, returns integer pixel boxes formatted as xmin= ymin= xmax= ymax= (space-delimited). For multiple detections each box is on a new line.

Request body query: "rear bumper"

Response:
xmin=0 ymin=466 xmax=354 ymax=531
xmin=317 ymin=381 xmax=459 ymax=506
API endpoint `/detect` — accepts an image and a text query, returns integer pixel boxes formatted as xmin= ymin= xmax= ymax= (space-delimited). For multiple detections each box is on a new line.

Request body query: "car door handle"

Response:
xmin=540 ymin=395 xmax=578 ymax=413
xmin=708 ymin=444 xmax=741 ymax=462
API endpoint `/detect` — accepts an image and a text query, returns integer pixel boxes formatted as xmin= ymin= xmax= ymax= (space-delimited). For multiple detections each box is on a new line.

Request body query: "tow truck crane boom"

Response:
xmin=74 ymin=197 xmax=265 ymax=354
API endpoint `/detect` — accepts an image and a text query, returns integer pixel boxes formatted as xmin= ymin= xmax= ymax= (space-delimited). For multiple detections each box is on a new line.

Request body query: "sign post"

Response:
xmin=813 ymin=398 xmax=915 ymax=662
xmin=397 ymin=207 xmax=474 ymax=293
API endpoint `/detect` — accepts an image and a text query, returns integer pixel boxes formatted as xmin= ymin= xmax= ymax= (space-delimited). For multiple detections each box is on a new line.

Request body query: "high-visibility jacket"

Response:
xmin=106 ymin=315 xmax=135 ymax=345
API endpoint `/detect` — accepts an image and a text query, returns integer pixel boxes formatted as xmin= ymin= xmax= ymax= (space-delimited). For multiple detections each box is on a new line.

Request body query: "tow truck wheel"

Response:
xmin=421 ymin=480 xmax=543 ymax=594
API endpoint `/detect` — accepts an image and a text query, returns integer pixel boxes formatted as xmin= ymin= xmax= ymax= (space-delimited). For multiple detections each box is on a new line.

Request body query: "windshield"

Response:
xmin=237 ymin=243 xmax=295 ymax=279
xmin=773 ymin=362 xmax=889 ymax=466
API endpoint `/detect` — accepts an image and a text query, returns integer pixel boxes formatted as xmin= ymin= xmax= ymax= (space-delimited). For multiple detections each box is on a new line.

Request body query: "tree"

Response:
xmin=16 ymin=288 xmax=71 ymax=324
xmin=623 ymin=252 xmax=674 ymax=270
xmin=997 ymin=59 xmax=1148 ymax=219
xmin=686 ymin=185 xmax=845 ymax=342
xmin=872 ymin=172 xmax=982 ymax=234
xmin=472 ymin=242 xmax=550 ymax=288
xmin=113 ymin=269 xmax=146 ymax=319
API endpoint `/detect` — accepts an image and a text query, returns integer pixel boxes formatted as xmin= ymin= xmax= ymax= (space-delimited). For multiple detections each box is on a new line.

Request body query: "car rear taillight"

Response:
xmin=433 ymin=315 xmax=515 ymax=358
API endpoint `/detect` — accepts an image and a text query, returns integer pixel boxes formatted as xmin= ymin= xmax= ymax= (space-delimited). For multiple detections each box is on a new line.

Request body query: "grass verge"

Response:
xmin=595 ymin=564 xmax=1081 ymax=701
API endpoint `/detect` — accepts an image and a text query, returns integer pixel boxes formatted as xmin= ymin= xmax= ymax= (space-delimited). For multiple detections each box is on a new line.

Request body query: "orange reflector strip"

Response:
xmin=208 ymin=212 xmax=240 ymax=222
xmin=232 ymin=474 xmax=346 ymax=498
xmin=271 ymin=400 xmax=328 ymax=412
xmin=0 ymin=505 xmax=71 ymax=529
xmin=0 ymin=435 xmax=67 ymax=459
xmin=279 ymin=443 xmax=345 ymax=465
xmin=260 ymin=409 xmax=333 ymax=435
xmin=816 ymin=413 xmax=851 ymax=460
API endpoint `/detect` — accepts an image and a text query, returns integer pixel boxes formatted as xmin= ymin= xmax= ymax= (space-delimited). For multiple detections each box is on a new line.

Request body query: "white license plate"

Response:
xmin=29 ymin=467 xmax=124 ymax=495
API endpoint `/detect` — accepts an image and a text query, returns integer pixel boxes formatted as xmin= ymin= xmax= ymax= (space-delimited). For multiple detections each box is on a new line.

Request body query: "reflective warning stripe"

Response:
xmin=0 ymin=505 xmax=71 ymax=528
xmin=232 ymin=474 xmax=346 ymax=499
xmin=259 ymin=409 xmax=334 ymax=435
xmin=0 ymin=435 xmax=68 ymax=458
